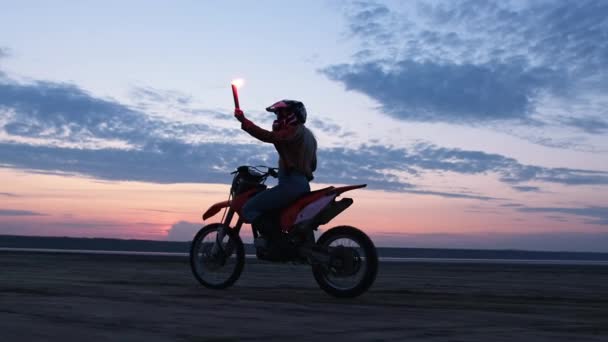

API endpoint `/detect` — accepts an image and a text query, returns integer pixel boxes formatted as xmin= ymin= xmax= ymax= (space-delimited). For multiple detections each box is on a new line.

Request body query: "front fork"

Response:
xmin=211 ymin=208 xmax=243 ymax=256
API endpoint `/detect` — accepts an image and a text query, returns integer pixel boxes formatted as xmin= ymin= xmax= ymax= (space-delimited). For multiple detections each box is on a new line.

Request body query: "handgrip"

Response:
xmin=268 ymin=168 xmax=279 ymax=178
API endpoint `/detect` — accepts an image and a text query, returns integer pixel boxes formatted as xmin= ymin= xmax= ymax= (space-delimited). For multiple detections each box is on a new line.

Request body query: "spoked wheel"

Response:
xmin=190 ymin=223 xmax=245 ymax=289
xmin=312 ymin=226 xmax=378 ymax=298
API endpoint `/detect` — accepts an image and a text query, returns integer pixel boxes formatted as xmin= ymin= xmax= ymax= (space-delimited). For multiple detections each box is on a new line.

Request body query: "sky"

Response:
xmin=1 ymin=0 xmax=607 ymax=252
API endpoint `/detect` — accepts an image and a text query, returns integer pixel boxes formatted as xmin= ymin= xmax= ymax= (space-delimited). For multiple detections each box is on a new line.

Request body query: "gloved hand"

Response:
xmin=234 ymin=108 xmax=245 ymax=122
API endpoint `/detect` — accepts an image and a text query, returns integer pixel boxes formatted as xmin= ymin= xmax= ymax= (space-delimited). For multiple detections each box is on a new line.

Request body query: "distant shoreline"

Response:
xmin=2 ymin=234 xmax=608 ymax=261
xmin=3 ymin=247 xmax=608 ymax=266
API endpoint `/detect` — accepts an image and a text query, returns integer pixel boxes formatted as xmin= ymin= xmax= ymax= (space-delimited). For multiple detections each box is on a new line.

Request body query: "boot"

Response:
xmin=251 ymin=215 xmax=265 ymax=235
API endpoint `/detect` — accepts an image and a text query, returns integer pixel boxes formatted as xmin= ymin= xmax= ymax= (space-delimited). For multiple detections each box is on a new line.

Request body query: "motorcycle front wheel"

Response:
xmin=312 ymin=225 xmax=378 ymax=298
xmin=190 ymin=223 xmax=245 ymax=289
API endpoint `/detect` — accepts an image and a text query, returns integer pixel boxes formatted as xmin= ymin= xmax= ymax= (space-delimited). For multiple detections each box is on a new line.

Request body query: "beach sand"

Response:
xmin=1 ymin=251 xmax=607 ymax=341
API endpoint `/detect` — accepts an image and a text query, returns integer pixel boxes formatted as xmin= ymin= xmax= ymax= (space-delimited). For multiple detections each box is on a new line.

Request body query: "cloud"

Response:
xmin=0 ymin=73 xmax=412 ymax=191
xmin=0 ymin=47 xmax=9 ymax=60
xmin=544 ymin=215 xmax=569 ymax=223
xmin=344 ymin=2 xmax=397 ymax=47
xmin=512 ymin=185 xmax=540 ymax=192
xmin=417 ymin=0 xmax=608 ymax=75
xmin=559 ymin=116 xmax=608 ymax=135
xmin=0 ymin=209 xmax=46 ymax=216
xmin=0 ymin=72 xmax=260 ymax=182
xmin=134 ymin=208 xmax=188 ymax=214
xmin=500 ymin=203 xmax=523 ymax=208
xmin=0 ymin=79 xmax=148 ymax=147
xmin=0 ymin=141 xmax=268 ymax=184
xmin=323 ymin=60 xmax=557 ymax=124
xmin=408 ymin=143 xmax=608 ymax=187
xmin=0 ymin=75 xmax=234 ymax=149
xmin=165 ymin=221 xmax=201 ymax=241
xmin=401 ymin=189 xmax=499 ymax=201
xmin=323 ymin=143 xmax=608 ymax=194
xmin=130 ymin=86 xmax=192 ymax=106
xmin=0 ymin=192 xmax=18 ymax=197
xmin=0 ymin=140 xmax=411 ymax=190
xmin=518 ymin=206 xmax=608 ymax=226
xmin=2 ymin=140 xmax=608 ymax=195
xmin=497 ymin=127 xmax=606 ymax=153
xmin=1 ymin=59 xmax=607 ymax=198
xmin=325 ymin=1 xmax=608 ymax=134
xmin=309 ymin=118 xmax=342 ymax=135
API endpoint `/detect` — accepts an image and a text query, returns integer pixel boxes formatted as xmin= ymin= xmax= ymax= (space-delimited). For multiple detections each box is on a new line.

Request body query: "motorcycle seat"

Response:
xmin=298 ymin=186 xmax=334 ymax=198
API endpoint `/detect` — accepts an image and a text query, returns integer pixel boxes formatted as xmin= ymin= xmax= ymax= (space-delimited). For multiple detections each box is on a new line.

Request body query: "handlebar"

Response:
xmin=231 ymin=165 xmax=279 ymax=179
xmin=268 ymin=167 xmax=279 ymax=178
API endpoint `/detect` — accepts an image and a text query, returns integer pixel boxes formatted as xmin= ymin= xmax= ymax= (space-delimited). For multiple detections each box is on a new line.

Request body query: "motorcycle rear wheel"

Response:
xmin=312 ymin=225 xmax=378 ymax=298
xmin=190 ymin=223 xmax=245 ymax=289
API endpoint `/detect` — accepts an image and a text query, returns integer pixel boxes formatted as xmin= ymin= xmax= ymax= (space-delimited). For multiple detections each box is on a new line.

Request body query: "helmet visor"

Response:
xmin=265 ymin=101 xmax=290 ymax=113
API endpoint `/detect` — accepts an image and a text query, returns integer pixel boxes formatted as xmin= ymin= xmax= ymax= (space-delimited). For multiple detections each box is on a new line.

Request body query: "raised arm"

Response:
xmin=241 ymin=118 xmax=301 ymax=143
xmin=235 ymin=109 xmax=301 ymax=144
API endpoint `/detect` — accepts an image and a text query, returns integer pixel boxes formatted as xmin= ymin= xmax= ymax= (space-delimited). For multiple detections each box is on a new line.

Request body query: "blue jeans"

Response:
xmin=241 ymin=170 xmax=310 ymax=223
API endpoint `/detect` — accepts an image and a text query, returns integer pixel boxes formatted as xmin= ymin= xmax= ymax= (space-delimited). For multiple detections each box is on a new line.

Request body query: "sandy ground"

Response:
xmin=1 ymin=251 xmax=608 ymax=341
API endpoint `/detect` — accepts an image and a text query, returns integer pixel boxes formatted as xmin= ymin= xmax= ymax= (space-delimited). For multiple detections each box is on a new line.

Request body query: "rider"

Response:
xmin=234 ymin=100 xmax=317 ymax=235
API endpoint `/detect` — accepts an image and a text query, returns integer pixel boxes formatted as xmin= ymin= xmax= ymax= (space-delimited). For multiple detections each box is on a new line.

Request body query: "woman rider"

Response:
xmin=234 ymin=100 xmax=317 ymax=237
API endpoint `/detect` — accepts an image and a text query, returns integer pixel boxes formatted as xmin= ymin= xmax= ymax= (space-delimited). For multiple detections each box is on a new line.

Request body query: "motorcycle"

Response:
xmin=190 ymin=165 xmax=378 ymax=298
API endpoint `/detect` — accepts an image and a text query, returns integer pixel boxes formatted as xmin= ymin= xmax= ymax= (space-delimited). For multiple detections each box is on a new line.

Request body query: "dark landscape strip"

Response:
xmin=2 ymin=235 xmax=608 ymax=260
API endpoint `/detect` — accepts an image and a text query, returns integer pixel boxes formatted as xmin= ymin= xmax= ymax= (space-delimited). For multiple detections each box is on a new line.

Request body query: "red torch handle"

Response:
xmin=231 ymin=84 xmax=240 ymax=110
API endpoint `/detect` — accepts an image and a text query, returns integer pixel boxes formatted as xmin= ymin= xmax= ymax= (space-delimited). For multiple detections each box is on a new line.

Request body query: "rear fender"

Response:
xmin=331 ymin=184 xmax=367 ymax=196
xmin=202 ymin=200 xmax=230 ymax=221
xmin=293 ymin=194 xmax=337 ymax=225
xmin=316 ymin=198 xmax=354 ymax=225
xmin=283 ymin=184 xmax=366 ymax=233
xmin=308 ymin=184 xmax=366 ymax=225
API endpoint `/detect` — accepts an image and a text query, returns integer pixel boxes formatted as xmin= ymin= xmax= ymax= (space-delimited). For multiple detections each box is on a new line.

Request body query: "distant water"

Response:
xmin=2 ymin=247 xmax=608 ymax=265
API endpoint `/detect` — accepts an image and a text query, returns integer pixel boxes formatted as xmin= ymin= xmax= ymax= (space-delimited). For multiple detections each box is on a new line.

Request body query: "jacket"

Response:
xmin=241 ymin=118 xmax=317 ymax=181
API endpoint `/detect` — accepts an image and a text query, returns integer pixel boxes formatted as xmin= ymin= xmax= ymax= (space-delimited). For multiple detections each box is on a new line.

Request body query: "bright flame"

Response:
xmin=231 ymin=78 xmax=245 ymax=88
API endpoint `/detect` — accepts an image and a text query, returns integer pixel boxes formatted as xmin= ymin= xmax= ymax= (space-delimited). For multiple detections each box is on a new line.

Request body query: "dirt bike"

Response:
xmin=190 ymin=165 xmax=378 ymax=298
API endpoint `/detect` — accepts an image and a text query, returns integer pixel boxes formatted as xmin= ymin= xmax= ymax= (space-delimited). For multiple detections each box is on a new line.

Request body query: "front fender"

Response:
xmin=202 ymin=200 xmax=230 ymax=221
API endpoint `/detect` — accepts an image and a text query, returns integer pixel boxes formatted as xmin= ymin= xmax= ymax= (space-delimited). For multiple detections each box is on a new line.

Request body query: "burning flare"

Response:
xmin=231 ymin=78 xmax=245 ymax=88
xmin=231 ymin=78 xmax=245 ymax=109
